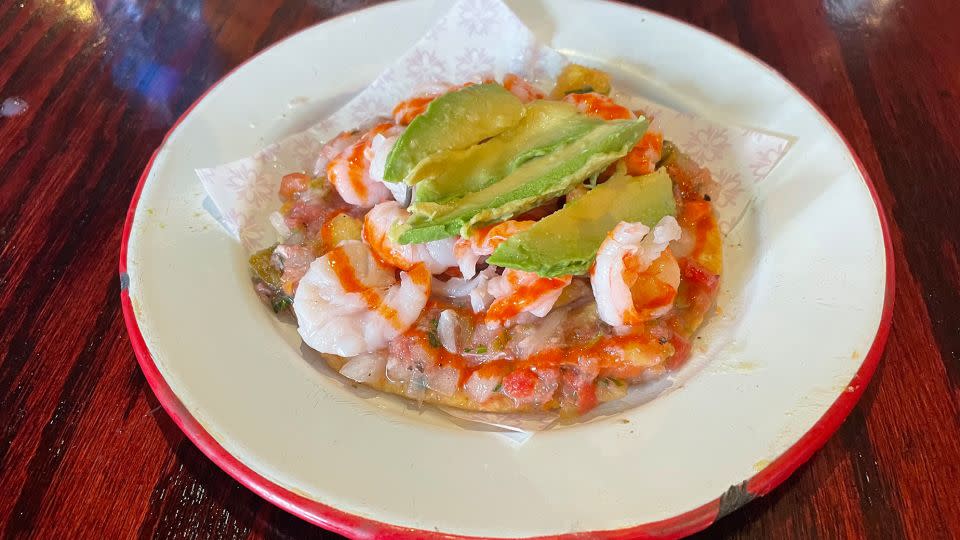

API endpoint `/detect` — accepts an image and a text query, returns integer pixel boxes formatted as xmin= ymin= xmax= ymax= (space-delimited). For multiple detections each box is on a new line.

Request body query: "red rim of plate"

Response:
xmin=118 ymin=2 xmax=896 ymax=538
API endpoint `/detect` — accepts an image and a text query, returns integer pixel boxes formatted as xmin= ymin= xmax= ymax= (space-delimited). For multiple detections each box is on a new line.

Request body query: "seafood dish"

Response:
xmin=249 ymin=64 xmax=722 ymax=415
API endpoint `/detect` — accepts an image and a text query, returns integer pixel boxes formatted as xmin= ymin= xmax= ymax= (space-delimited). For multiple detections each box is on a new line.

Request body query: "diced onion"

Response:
xmin=516 ymin=308 xmax=566 ymax=358
xmin=464 ymin=372 xmax=500 ymax=403
xmin=339 ymin=353 xmax=387 ymax=383
xmin=269 ymin=211 xmax=292 ymax=240
xmin=426 ymin=364 xmax=459 ymax=396
xmin=437 ymin=309 xmax=458 ymax=353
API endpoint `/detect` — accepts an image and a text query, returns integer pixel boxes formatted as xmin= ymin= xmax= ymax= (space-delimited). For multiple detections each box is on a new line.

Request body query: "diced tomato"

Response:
xmin=576 ymin=380 xmax=598 ymax=413
xmin=279 ymin=172 xmax=310 ymax=201
xmin=559 ymin=362 xmax=601 ymax=413
xmin=681 ymin=259 xmax=720 ymax=290
xmin=624 ymin=131 xmax=664 ymax=176
xmin=502 ymin=369 xmax=539 ymax=399
xmin=286 ymin=201 xmax=326 ymax=225
xmin=680 ymin=200 xmax=712 ymax=225
xmin=666 ymin=333 xmax=692 ymax=370
xmin=440 ymin=267 xmax=463 ymax=278
xmin=563 ymin=92 xmax=633 ymax=120
xmin=503 ymin=73 xmax=545 ymax=103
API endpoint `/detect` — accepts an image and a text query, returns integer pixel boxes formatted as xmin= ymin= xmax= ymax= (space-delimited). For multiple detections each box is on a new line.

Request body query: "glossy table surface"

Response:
xmin=1 ymin=0 xmax=958 ymax=538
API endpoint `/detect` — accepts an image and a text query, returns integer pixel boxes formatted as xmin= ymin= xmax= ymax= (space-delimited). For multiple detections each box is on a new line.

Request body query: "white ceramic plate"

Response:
xmin=120 ymin=1 xmax=893 ymax=537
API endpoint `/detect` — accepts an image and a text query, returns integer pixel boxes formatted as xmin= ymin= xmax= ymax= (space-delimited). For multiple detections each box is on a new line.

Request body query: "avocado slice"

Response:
xmin=383 ymin=84 xmax=525 ymax=183
xmin=397 ymin=118 xmax=648 ymax=244
xmin=410 ymin=101 xmax=602 ymax=203
xmin=487 ymin=168 xmax=676 ymax=277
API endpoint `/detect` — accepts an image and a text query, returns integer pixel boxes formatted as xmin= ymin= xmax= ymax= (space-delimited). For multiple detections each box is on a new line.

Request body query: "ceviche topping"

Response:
xmin=249 ymin=65 xmax=723 ymax=415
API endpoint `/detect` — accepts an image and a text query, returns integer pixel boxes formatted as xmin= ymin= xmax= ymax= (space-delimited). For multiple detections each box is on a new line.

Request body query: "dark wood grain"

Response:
xmin=1 ymin=0 xmax=957 ymax=538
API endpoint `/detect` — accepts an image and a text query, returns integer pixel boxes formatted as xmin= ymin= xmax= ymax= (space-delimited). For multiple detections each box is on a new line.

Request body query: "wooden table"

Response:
xmin=1 ymin=0 xmax=957 ymax=537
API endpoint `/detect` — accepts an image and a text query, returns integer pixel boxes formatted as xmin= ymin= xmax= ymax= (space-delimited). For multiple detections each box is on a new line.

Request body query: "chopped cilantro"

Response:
xmin=271 ymin=295 xmax=293 ymax=313
xmin=494 ymin=382 xmax=503 ymax=393
xmin=426 ymin=318 xmax=441 ymax=348
xmin=564 ymin=86 xmax=594 ymax=95
xmin=475 ymin=345 xmax=488 ymax=354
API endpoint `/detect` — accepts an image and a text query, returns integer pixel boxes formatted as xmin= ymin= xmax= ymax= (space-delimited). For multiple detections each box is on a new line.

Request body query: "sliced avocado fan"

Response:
xmin=396 ymin=118 xmax=649 ymax=244
xmin=487 ymin=168 xmax=677 ymax=277
xmin=410 ymin=100 xmax=603 ymax=204
xmin=383 ymin=83 xmax=525 ymax=184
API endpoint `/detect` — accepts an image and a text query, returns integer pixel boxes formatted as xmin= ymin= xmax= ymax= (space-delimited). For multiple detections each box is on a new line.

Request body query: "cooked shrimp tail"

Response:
xmin=590 ymin=216 xmax=682 ymax=328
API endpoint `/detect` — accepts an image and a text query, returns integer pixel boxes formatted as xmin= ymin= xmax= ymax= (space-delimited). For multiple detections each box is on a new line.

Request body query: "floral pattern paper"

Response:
xmin=621 ymin=96 xmax=792 ymax=232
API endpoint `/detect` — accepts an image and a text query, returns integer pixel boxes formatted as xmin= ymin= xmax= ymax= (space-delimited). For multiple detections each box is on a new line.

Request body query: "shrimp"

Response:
xmin=367 ymin=132 xmax=411 ymax=205
xmin=590 ymin=216 xmax=683 ymax=328
xmin=453 ymin=220 xmax=535 ymax=278
xmin=313 ymin=131 xmax=360 ymax=177
xmin=362 ymin=201 xmax=457 ymax=274
xmin=390 ymin=79 xmax=495 ymax=125
xmin=485 ymin=269 xmax=572 ymax=326
xmin=390 ymin=82 xmax=460 ymax=126
xmin=392 ymin=95 xmax=436 ymax=125
xmin=503 ymin=73 xmax=545 ymax=103
xmin=278 ymin=172 xmax=311 ymax=203
xmin=563 ymin=92 xmax=634 ymax=120
xmin=500 ymin=366 xmax=560 ymax=406
xmin=326 ymin=123 xmax=401 ymax=208
xmin=272 ymin=132 xmax=361 ymax=233
xmin=293 ymin=240 xmax=431 ymax=356
xmin=624 ymin=130 xmax=664 ymax=176
xmin=432 ymin=266 xmax=498 ymax=313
